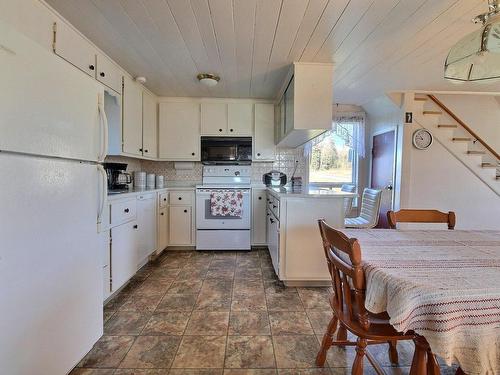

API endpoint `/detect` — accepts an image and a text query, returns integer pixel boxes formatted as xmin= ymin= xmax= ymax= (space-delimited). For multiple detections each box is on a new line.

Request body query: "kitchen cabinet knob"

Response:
xmin=89 ymin=64 xmax=95 ymax=70
xmin=100 ymin=72 xmax=105 ymax=77
xmin=270 ymin=218 xmax=274 ymax=223
xmin=144 ymin=149 xmax=148 ymax=153
xmin=257 ymin=153 xmax=261 ymax=156
xmin=124 ymin=208 xmax=129 ymax=213
xmin=178 ymin=197 xmax=182 ymax=200
xmin=183 ymin=209 xmax=187 ymax=213
xmin=230 ymin=128 xmax=234 ymax=132
xmin=133 ymin=224 xmax=138 ymax=229
xmin=273 ymin=205 xmax=277 ymax=208
xmin=163 ymin=198 xmax=167 ymax=201
xmin=258 ymin=197 xmax=262 ymax=200
xmin=219 ymin=129 xmax=223 ymax=132
xmin=160 ymin=212 xmax=164 ymax=216
xmin=191 ymin=152 xmax=195 ymax=156
xmin=139 ymin=148 xmax=143 ymax=152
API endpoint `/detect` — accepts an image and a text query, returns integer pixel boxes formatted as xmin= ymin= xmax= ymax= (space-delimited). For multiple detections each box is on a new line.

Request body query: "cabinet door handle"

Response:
xmin=183 ymin=209 xmax=188 ymax=213
xmin=144 ymin=149 xmax=148 ymax=153
xmin=219 ymin=128 xmax=223 ymax=132
xmin=139 ymin=148 xmax=143 ymax=152
xmin=191 ymin=152 xmax=195 ymax=156
xmin=270 ymin=218 xmax=274 ymax=223
xmin=230 ymin=128 xmax=234 ymax=132
xmin=133 ymin=224 xmax=138 ymax=229
xmin=163 ymin=198 xmax=167 ymax=201
xmin=257 ymin=152 xmax=261 ymax=157
xmin=160 ymin=212 xmax=164 ymax=216
xmin=89 ymin=64 xmax=95 ymax=71
xmin=273 ymin=205 xmax=277 ymax=208
xmin=178 ymin=197 xmax=182 ymax=200
xmin=258 ymin=197 xmax=262 ymax=200
xmin=100 ymin=72 xmax=105 ymax=77
xmin=124 ymin=208 xmax=130 ymax=213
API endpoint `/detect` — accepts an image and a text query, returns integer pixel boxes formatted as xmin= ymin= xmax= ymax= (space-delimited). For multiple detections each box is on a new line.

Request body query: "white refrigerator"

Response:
xmin=0 ymin=20 xmax=108 ymax=375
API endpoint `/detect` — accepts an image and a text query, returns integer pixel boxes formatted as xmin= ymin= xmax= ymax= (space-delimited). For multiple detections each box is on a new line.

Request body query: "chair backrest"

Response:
xmin=387 ymin=209 xmax=456 ymax=229
xmin=359 ymin=188 xmax=382 ymax=227
xmin=318 ymin=219 xmax=370 ymax=330
xmin=341 ymin=184 xmax=356 ymax=216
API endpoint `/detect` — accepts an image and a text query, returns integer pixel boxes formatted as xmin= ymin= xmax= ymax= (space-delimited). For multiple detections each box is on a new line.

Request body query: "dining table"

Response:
xmin=342 ymin=229 xmax=500 ymax=375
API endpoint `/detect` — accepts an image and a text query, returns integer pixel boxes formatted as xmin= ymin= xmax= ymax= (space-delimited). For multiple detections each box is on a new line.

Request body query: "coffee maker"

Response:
xmin=103 ymin=163 xmax=132 ymax=193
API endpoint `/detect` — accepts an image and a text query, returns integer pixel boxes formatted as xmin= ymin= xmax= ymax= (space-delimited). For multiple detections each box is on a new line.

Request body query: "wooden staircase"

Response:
xmin=413 ymin=94 xmax=500 ymax=194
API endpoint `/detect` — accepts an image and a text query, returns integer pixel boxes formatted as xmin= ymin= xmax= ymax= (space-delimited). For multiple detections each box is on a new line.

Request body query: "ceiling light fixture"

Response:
xmin=197 ymin=73 xmax=220 ymax=87
xmin=445 ymin=0 xmax=500 ymax=82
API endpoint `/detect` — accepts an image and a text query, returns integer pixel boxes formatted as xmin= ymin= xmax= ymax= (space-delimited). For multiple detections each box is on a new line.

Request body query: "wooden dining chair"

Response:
xmin=387 ymin=209 xmax=456 ymax=229
xmin=316 ymin=219 xmax=414 ymax=374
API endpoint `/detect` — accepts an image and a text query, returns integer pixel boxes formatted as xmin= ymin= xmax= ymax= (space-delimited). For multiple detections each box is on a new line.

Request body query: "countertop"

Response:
xmin=107 ymin=181 xmax=199 ymax=200
xmin=267 ymin=185 xmax=358 ymax=199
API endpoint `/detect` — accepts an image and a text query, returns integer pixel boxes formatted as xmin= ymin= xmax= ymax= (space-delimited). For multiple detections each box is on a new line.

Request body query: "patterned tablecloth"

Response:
xmin=342 ymin=229 xmax=500 ymax=375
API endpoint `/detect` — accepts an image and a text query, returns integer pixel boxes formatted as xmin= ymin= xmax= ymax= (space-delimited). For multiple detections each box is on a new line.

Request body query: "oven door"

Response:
xmin=196 ymin=188 xmax=251 ymax=229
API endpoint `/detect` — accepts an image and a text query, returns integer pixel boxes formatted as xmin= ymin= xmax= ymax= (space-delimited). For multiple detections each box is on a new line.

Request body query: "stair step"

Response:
xmin=482 ymin=163 xmax=498 ymax=168
xmin=415 ymin=97 xmax=428 ymax=101
xmin=437 ymin=124 xmax=458 ymax=128
xmin=452 ymin=137 xmax=472 ymax=142
xmin=423 ymin=111 xmax=442 ymax=115
xmin=467 ymin=150 xmax=486 ymax=155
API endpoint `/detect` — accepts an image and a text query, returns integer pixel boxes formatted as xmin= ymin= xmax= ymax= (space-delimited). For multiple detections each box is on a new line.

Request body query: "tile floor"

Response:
xmin=72 ymin=249 xmax=457 ymax=375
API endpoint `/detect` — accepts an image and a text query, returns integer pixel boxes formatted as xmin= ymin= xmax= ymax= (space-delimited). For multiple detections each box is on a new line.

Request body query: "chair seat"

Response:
xmin=345 ymin=217 xmax=371 ymax=228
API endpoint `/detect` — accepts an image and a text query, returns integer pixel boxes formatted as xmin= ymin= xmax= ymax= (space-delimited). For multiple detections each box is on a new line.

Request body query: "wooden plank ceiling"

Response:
xmin=46 ymin=0 xmax=499 ymax=104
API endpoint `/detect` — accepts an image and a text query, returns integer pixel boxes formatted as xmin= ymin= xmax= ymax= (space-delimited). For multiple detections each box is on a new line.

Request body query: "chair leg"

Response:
xmin=410 ymin=336 xmax=430 ymax=375
xmin=352 ymin=337 xmax=367 ymax=375
xmin=337 ymin=322 xmax=348 ymax=341
xmin=315 ymin=315 xmax=338 ymax=366
xmin=426 ymin=347 xmax=441 ymax=375
xmin=388 ymin=340 xmax=399 ymax=364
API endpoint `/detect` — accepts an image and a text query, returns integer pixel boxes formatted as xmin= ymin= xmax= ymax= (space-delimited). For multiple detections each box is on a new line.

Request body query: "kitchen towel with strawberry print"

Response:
xmin=210 ymin=190 xmax=243 ymax=217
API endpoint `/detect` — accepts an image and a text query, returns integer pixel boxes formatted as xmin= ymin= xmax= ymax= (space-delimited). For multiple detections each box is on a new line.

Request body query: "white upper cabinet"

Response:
xmin=96 ymin=53 xmax=122 ymax=94
xmin=201 ymin=103 xmax=227 ymax=135
xmin=228 ymin=103 xmax=253 ymax=136
xmin=276 ymin=63 xmax=334 ymax=148
xmin=159 ymin=102 xmax=200 ymax=161
xmin=254 ymin=104 xmax=275 ymax=161
xmin=52 ymin=20 xmax=96 ymax=78
xmin=142 ymin=91 xmax=158 ymax=159
xmin=122 ymin=76 xmax=143 ymax=156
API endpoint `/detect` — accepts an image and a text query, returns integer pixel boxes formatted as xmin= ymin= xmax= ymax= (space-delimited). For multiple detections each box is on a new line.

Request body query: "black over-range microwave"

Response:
xmin=201 ymin=137 xmax=252 ymax=165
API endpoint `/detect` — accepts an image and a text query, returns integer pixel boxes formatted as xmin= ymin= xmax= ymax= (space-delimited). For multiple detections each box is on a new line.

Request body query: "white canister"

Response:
xmin=146 ymin=173 xmax=156 ymax=189
xmin=156 ymin=175 xmax=164 ymax=189
xmin=134 ymin=171 xmax=146 ymax=188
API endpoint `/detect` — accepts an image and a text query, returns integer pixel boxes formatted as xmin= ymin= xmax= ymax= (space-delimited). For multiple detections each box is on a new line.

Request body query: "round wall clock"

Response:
xmin=412 ymin=129 xmax=433 ymax=150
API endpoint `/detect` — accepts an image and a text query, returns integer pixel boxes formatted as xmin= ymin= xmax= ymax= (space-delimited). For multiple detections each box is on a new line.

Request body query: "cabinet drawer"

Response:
xmin=169 ymin=191 xmax=193 ymax=205
xmin=159 ymin=192 xmax=168 ymax=208
xmin=110 ymin=198 xmax=137 ymax=226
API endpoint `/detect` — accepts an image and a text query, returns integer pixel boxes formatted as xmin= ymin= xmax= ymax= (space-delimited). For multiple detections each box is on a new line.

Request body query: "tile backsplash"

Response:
xmin=105 ymin=147 xmax=306 ymax=184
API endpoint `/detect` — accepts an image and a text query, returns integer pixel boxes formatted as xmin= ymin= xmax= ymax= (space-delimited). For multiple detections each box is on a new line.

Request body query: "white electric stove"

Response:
xmin=196 ymin=166 xmax=252 ymax=250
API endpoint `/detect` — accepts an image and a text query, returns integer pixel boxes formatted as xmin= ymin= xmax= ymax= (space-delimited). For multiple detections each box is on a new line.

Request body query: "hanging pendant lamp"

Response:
xmin=445 ymin=0 xmax=500 ymax=82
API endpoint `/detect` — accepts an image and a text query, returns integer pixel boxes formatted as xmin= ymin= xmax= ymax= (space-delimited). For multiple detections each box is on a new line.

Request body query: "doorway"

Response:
xmin=371 ymin=130 xmax=396 ymax=228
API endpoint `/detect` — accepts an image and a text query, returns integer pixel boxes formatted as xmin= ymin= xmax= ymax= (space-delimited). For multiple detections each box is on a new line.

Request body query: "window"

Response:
xmin=309 ymin=131 xmax=356 ymax=186
xmin=308 ymin=130 xmax=357 ymax=187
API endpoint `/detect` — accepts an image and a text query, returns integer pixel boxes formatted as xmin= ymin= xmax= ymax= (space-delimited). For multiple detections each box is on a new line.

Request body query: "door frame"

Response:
xmin=369 ymin=127 xmax=398 ymax=212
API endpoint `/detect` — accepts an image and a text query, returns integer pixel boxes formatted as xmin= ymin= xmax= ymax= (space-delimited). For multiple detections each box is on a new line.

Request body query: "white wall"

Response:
xmin=435 ymin=94 xmax=500 ymax=153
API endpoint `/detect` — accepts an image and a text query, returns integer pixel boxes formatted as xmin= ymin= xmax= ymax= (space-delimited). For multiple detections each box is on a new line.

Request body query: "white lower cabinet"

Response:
xmin=252 ymin=188 xmax=267 ymax=245
xmin=158 ymin=207 xmax=169 ymax=252
xmin=136 ymin=193 xmax=157 ymax=266
xmin=111 ymin=220 xmax=138 ymax=292
xmin=169 ymin=206 xmax=192 ymax=245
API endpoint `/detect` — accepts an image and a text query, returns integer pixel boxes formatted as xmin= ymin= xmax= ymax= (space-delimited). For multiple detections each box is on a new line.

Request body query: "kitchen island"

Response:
xmin=266 ymin=185 xmax=356 ymax=286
